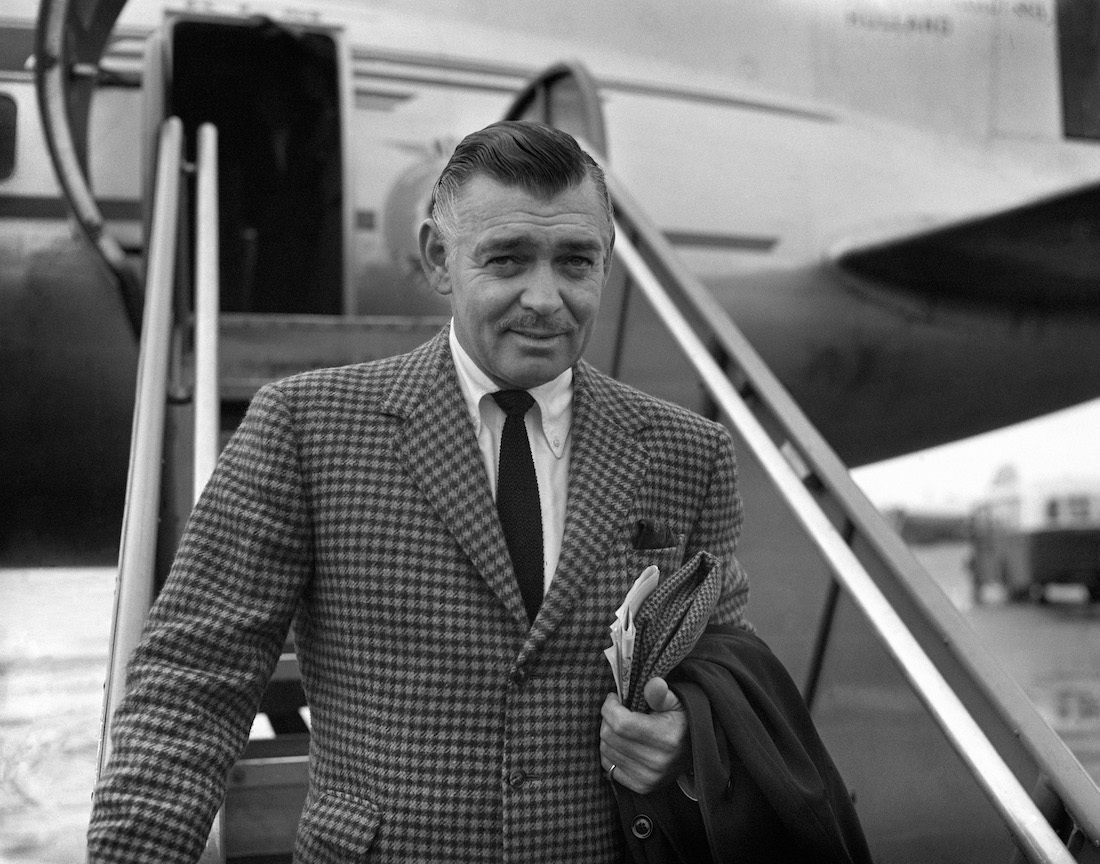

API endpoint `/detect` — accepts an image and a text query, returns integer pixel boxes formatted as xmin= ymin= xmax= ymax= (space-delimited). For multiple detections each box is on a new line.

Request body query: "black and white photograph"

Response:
xmin=2 ymin=1 xmax=1099 ymax=862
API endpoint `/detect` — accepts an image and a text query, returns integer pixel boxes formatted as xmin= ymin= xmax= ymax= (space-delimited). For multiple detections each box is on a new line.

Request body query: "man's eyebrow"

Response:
xmin=474 ymin=236 xmax=533 ymax=256
xmin=557 ymin=238 xmax=604 ymax=254
xmin=473 ymin=234 xmax=605 ymax=258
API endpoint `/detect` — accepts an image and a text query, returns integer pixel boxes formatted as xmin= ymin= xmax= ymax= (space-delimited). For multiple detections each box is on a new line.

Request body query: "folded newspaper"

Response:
xmin=604 ymin=552 xmax=722 ymax=711
xmin=603 ymin=565 xmax=660 ymax=703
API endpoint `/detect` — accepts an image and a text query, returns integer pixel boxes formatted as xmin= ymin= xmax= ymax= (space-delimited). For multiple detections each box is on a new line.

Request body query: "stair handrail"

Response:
xmin=95 ymin=116 xmax=183 ymax=781
xmin=193 ymin=122 xmax=220 ymax=502
xmin=613 ymin=229 xmax=1074 ymax=864
xmin=193 ymin=122 xmax=228 ymax=864
xmin=606 ymin=171 xmax=1100 ymax=854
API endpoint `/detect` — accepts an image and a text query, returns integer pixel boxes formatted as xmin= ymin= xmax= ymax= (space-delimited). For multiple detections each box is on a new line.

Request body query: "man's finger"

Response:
xmin=643 ymin=676 xmax=682 ymax=713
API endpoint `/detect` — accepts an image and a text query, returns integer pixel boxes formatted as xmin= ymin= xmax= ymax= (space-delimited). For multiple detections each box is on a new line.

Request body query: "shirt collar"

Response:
xmin=448 ymin=321 xmax=573 ymax=458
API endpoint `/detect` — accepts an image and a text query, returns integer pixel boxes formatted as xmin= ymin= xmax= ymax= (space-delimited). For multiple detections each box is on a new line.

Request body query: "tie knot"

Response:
xmin=492 ymin=389 xmax=535 ymax=418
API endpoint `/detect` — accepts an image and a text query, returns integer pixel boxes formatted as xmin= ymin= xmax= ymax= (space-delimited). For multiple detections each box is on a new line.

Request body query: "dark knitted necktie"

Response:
xmin=492 ymin=389 xmax=543 ymax=624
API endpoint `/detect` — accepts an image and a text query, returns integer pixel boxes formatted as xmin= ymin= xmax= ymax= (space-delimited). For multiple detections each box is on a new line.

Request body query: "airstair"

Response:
xmin=81 ymin=27 xmax=1100 ymax=864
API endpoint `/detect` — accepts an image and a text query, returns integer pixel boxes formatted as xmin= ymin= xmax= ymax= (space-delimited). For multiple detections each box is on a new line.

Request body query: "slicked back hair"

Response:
xmin=430 ymin=120 xmax=615 ymax=259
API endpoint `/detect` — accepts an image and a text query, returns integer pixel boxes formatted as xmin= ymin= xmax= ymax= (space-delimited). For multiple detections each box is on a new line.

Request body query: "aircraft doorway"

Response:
xmin=163 ymin=18 xmax=344 ymax=314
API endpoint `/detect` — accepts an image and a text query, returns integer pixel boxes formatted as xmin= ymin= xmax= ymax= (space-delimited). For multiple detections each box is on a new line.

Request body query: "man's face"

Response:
xmin=420 ymin=175 xmax=612 ymax=390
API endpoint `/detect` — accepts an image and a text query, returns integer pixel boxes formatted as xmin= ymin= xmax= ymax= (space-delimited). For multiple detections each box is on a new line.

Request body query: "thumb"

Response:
xmin=643 ymin=676 xmax=682 ymax=713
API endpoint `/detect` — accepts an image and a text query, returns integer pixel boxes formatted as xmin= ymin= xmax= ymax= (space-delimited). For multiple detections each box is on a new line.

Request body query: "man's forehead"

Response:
xmin=474 ymin=225 xmax=605 ymax=248
xmin=455 ymin=174 xmax=609 ymax=244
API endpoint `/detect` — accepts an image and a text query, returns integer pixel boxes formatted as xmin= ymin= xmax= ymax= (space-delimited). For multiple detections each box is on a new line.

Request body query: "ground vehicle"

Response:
xmin=970 ymin=466 xmax=1100 ymax=603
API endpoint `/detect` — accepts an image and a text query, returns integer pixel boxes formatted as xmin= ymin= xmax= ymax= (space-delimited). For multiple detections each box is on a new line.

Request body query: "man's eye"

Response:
xmin=563 ymin=256 xmax=595 ymax=269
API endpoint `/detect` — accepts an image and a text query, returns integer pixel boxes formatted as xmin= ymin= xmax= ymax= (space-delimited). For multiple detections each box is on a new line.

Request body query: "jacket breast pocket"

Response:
xmin=295 ymin=789 xmax=381 ymax=863
xmin=624 ymin=536 xmax=687 ymax=583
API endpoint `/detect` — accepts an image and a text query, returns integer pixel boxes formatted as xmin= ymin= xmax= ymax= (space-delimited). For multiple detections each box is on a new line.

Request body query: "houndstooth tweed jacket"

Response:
xmin=87 ymin=326 xmax=749 ymax=864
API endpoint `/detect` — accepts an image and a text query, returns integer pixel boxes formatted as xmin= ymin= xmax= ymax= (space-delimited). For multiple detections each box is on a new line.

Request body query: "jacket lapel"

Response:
xmin=384 ymin=329 xmax=530 ymax=631
xmin=518 ymin=361 xmax=652 ymax=661
xmin=384 ymin=334 xmax=654 ymax=645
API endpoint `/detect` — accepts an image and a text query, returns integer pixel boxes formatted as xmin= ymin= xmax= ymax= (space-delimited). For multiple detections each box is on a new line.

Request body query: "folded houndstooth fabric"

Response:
xmin=625 ymin=551 xmax=722 ymax=712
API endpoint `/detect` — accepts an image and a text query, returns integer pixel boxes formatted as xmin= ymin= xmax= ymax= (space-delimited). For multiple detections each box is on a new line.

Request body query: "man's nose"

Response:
xmin=519 ymin=262 xmax=565 ymax=314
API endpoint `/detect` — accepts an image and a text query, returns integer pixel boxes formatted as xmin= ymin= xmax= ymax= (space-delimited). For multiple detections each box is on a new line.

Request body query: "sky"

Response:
xmin=851 ymin=397 xmax=1100 ymax=514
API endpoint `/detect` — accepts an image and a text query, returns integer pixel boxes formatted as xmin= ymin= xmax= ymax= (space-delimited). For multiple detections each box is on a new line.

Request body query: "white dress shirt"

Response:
xmin=448 ymin=324 xmax=572 ymax=593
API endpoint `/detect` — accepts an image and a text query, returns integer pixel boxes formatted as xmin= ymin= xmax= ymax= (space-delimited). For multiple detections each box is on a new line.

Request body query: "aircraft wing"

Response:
xmin=835 ymin=181 xmax=1100 ymax=316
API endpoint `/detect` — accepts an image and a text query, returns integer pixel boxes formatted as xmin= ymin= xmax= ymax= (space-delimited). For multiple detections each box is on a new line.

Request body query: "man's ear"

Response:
xmin=418 ymin=219 xmax=451 ymax=296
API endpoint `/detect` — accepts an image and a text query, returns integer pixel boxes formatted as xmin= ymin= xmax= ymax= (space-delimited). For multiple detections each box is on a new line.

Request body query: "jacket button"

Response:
xmin=631 ymin=814 xmax=653 ymax=840
xmin=507 ymin=769 xmax=527 ymax=788
xmin=511 ymin=667 xmax=528 ymax=686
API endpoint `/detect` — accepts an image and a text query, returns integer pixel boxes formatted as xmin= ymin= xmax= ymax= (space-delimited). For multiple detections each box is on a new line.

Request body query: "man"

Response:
xmin=88 ymin=120 xmax=749 ymax=863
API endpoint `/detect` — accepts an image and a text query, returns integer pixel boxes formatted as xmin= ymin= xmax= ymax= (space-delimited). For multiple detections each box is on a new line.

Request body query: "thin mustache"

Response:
xmin=497 ymin=315 xmax=576 ymax=336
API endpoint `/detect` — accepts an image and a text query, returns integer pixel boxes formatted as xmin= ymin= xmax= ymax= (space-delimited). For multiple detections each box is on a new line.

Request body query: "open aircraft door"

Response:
xmin=139 ymin=14 xmax=355 ymax=316
xmin=35 ymin=0 xmax=142 ymax=332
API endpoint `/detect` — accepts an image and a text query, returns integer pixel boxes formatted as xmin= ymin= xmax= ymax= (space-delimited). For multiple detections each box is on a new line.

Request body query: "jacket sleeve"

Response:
xmin=87 ymin=383 xmax=314 ymax=864
xmin=686 ymin=422 xmax=750 ymax=629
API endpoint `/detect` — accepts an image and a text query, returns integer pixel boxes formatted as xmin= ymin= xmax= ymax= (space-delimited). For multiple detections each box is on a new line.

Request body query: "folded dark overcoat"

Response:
xmin=615 ymin=625 xmax=874 ymax=864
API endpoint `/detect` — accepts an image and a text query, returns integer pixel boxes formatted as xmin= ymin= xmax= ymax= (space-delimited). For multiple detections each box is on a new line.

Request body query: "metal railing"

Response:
xmin=193 ymin=123 xmax=220 ymax=501
xmin=193 ymin=121 xmax=227 ymax=864
xmin=96 ymin=117 xmax=227 ymax=862
xmin=606 ymin=171 xmax=1100 ymax=862
xmin=614 ymin=231 xmax=1071 ymax=864
xmin=96 ymin=117 xmax=183 ymax=781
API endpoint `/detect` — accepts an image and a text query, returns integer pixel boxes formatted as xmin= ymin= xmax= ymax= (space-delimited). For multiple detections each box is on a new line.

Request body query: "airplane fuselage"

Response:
xmin=4 ymin=0 xmax=1100 ymax=561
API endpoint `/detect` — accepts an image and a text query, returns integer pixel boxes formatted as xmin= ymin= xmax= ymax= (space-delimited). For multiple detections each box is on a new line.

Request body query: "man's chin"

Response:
xmin=497 ymin=354 xmax=571 ymax=390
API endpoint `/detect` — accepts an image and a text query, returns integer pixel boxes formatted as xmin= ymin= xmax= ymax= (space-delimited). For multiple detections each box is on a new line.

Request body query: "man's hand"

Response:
xmin=599 ymin=677 xmax=691 ymax=794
